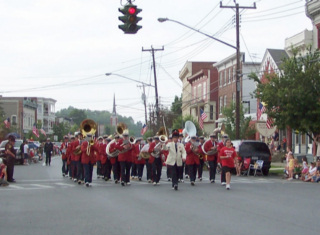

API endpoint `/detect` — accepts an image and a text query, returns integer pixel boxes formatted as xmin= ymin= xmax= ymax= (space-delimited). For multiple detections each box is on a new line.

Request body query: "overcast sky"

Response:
xmin=0 ymin=0 xmax=312 ymax=124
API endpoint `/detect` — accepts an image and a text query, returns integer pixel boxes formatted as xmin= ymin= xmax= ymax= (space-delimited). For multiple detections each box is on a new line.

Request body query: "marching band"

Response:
xmin=59 ymin=119 xmax=235 ymax=190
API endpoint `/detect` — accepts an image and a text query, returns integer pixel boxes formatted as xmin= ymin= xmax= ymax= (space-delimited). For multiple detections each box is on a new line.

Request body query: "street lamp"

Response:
xmin=158 ymin=17 xmax=241 ymax=139
xmin=105 ymin=73 xmax=154 ymax=87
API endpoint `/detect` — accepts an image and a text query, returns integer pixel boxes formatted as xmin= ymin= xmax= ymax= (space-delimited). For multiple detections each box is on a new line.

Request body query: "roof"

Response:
xmin=266 ymin=49 xmax=289 ymax=68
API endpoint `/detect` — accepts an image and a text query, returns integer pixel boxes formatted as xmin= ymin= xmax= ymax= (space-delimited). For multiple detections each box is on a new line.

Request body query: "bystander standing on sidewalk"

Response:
xmin=0 ymin=158 xmax=9 ymax=187
xmin=24 ymin=140 xmax=29 ymax=165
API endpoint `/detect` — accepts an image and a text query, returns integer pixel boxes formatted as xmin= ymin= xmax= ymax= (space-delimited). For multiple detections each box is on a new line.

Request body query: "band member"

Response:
xmin=71 ymin=134 xmax=82 ymax=184
xmin=44 ymin=138 xmax=53 ymax=166
xmin=166 ymin=135 xmax=172 ymax=181
xmin=219 ymin=138 xmax=237 ymax=190
xmin=204 ymin=134 xmax=219 ymax=183
xmin=134 ymin=138 xmax=145 ymax=181
xmin=81 ymin=134 xmax=97 ymax=187
xmin=115 ymin=133 xmax=132 ymax=186
xmin=145 ymin=137 xmax=153 ymax=183
xmin=148 ymin=136 xmax=163 ymax=185
xmin=163 ymin=129 xmax=186 ymax=190
xmin=67 ymin=136 xmax=74 ymax=179
xmin=96 ymin=136 xmax=103 ymax=179
xmin=185 ymin=136 xmax=200 ymax=185
xmin=108 ymin=134 xmax=121 ymax=184
xmin=178 ymin=133 xmax=188 ymax=180
xmin=5 ymin=135 xmax=16 ymax=183
xmin=60 ymin=136 xmax=69 ymax=177
xmin=219 ymin=134 xmax=229 ymax=186
xmin=101 ymin=135 xmax=112 ymax=181
xmin=197 ymin=136 xmax=206 ymax=181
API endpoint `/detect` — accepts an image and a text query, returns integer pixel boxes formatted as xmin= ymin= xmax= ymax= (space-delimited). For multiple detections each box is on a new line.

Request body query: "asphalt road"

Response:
xmin=0 ymin=156 xmax=318 ymax=235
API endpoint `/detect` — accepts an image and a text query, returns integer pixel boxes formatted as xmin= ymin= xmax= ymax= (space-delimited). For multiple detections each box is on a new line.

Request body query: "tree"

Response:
xmin=68 ymin=109 xmax=87 ymax=126
xmin=171 ymin=95 xmax=182 ymax=115
xmin=222 ymin=102 xmax=256 ymax=140
xmin=52 ymin=122 xmax=69 ymax=141
xmin=250 ymin=47 xmax=320 ymax=137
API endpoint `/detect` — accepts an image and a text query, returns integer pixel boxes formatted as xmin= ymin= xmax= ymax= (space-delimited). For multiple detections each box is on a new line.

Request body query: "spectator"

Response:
xmin=0 ymin=158 xmax=9 ymax=187
xmin=284 ymin=147 xmax=292 ymax=177
xmin=314 ymin=135 xmax=320 ymax=162
xmin=293 ymin=159 xmax=301 ymax=179
xmin=303 ymin=162 xmax=317 ymax=182
xmin=44 ymin=138 xmax=54 ymax=166
xmin=300 ymin=156 xmax=309 ymax=179
xmin=24 ymin=141 xmax=29 ymax=165
xmin=282 ymin=137 xmax=287 ymax=153
xmin=287 ymin=153 xmax=294 ymax=181
xmin=311 ymin=160 xmax=320 ymax=183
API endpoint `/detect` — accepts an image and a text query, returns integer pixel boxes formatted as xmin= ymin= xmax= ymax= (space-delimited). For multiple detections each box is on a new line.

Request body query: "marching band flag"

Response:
xmin=4 ymin=118 xmax=10 ymax=129
xmin=199 ymin=109 xmax=207 ymax=130
xmin=140 ymin=124 xmax=148 ymax=135
xmin=40 ymin=128 xmax=46 ymax=136
xmin=33 ymin=124 xmax=39 ymax=138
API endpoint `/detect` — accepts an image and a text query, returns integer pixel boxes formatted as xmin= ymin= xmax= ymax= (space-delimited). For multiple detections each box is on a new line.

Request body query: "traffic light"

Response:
xmin=118 ymin=4 xmax=142 ymax=34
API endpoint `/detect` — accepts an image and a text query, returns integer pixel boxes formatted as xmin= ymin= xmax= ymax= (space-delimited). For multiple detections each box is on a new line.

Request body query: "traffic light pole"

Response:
xmin=220 ymin=1 xmax=256 ymax=139
xmin=142 ymin=46 xmax=164 ymax=127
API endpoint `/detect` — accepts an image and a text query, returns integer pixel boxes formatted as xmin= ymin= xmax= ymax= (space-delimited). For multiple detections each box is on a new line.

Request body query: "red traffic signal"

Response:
xmin=128 ymin=7 xmax=136 ymax=15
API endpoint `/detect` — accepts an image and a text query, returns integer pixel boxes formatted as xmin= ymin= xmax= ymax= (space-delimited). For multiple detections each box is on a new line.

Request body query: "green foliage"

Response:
xmin=171 ymin=95 xmax=182 ymax=115
xmin=52 ymin=122 xmax=70 ymax=141
xmin=251 ymin=48 xmax=320 ymax=136
xmin=222 ymin=102 xmax=256 ymax=140
xmin=142 ymin=129 xmax=153 ymax=140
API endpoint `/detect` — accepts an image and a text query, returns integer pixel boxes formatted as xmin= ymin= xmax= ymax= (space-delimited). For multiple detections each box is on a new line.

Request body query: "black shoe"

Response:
xmin=138 ymin=177 xmax=142 ymax=181
xmin=8 ymin=179 xmax=16 ymax=183
xmin=121 ymin=181 xmax=125 ymax=186
xmin=105 ymin=177 xmax=109 ymax=182
xmin=115 ymin=180 xmax=119 ymax=184
xmin=174 ymin=185 xmax=178 ymax=191
xmin=191 ymin=181 xmax=195 ymax=186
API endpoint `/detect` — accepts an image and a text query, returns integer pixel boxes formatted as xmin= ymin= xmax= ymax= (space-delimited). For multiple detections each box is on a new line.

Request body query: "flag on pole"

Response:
xmin=140 ymin=124 xmax=148 ymax=135
xmin=266 ymin=117 xmax=274 ymax=129
xmin=40 ymin=128 xmax=46 ymax=136
xmin=4 ymin=118 xmax=10 ymax=128
xmin=33 ymin=124 xmax=39 ymax=138
xmin=257 ymin=102 xmax=266 ymax=120
xmin=199 ymin=109 xmax=208 ymax=130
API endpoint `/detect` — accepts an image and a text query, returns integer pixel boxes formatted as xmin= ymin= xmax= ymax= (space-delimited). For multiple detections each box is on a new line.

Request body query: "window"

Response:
xmin=219 ymin=72 xmax=223 ymax=87
xmin=224 ymin=70 xmax=226 ymax=86
xmin=317 ymin=24 xmax=320 ymax=49
xmin=198 ymin=84 xmax=202 ymax=100
xmin=11 ymin=115 xmax=17 ymax=125
xmin=232 ymin=92 xmax=236 ymax=104
xmin=226 ymin=69 xmax=230 ymax=84
xmin=219 ymin=96 xmax=223 ymax=114
xmin=224 ymin=95 xmax=227 ymax=108
xmin=193 ymin=87 xmax=196 ymax=100
xmin=210 ymin=105 xmax=214 ymax=120
xmin=233 ymin=65 xmax=236 ymax=81
xmin=203 ymin=82 xmax=206 ymax=100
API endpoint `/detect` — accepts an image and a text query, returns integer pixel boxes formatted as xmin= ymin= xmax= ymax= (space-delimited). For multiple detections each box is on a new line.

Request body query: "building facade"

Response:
xmin=179 ymin=62 xmax=219 ymax=134
xmin=0 ymin=96 xmax=56 ymax=138
xmin=213 ymin=53 xmax=259 ymax=124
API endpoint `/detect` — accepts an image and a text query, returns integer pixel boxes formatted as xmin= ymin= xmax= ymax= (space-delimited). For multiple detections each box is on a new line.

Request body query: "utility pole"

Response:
xmin=137 ymin=84 xmax=148 ymax=125
xmin=220 ymin=1 xmax=256 ymax=139
xmin=142 ymin=46 xmax=164 ymax=127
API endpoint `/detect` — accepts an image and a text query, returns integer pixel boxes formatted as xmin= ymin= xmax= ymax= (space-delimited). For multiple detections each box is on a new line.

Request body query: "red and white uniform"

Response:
xmin=60 ymin=141 xmax=69 ymax=161
xmin=134 ymin=143 xmax=145 ymax=165
xmin=108 ymin=140 xmax=119 ymax=164
xmin=71 ymin=139 xmax=81 ymax=161
xmin=219 ymin=146 xmax=237 ymax=168
xmin=100 ymin=141 xmax=108 ymax=165
xmin=185 ymin=142 xmax=200 ymax=165
xmin=203 ymin=140 xmax=219 ymax=161
xmin=115 ymin=139 xmax=132 ymax=162
xmin=80 ymin=141 xmax=97 ymax=165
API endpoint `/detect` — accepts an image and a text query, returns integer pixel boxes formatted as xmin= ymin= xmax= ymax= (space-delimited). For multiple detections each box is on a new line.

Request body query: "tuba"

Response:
xmin=80 ymin=119 xmax=97 ymax=155
xmin=183 ymin=121 xmax=197 ymax=143
xmin=116 ymin=122 xmax=128 ymax=136
xmin=201 ymin=139 xmax=218 ymax=155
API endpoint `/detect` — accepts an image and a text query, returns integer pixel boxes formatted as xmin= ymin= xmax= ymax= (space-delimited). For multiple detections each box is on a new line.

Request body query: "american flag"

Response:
xmin=266 ymin=117 xmax=274 ymax=129
xmin=40 ymin=128 xmax=46 ymax=136
xmin=199 ymin=109 xmax=208 ymax=130
xmin=33 ymin=124 xmax=39 ymax=138
xmin=140 ymin=124 xmax=148 ymax=135
xmin=257 ymin=102 xmax=266 ymax=120
xmin=3 ymin=117 xmax=10 ymax=129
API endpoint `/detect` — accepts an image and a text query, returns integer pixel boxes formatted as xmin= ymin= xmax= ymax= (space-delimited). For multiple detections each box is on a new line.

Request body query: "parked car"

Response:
xmin=0 ymin=139 xmax=24 ymax=165
xmin=238 ymin=140 xmax=271 ymax=176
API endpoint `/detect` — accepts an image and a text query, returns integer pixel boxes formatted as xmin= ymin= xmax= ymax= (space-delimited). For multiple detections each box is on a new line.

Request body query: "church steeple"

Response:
xmin=110 ymin=94 xmax=118 ymax=127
